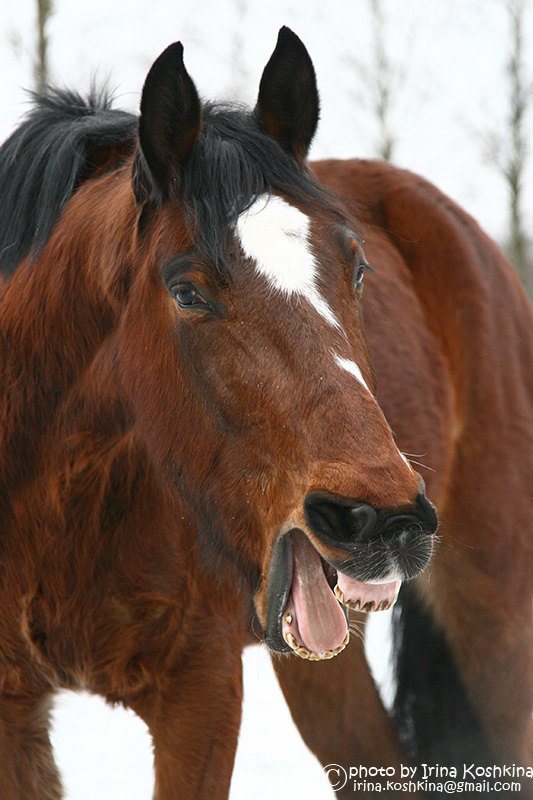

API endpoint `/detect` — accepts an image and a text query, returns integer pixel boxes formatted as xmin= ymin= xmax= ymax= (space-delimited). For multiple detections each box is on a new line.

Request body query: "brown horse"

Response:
xmin=0 ymin=26 xmax=530 ymax=800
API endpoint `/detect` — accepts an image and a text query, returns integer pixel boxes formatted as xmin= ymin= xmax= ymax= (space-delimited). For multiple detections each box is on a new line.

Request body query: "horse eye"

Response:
xmin=354 ymin=257 xmax=374 ymax=291
xmin=354 ymin=262 xmax=366 ymax=289
xmin=173 ymin=283 xmax=209 ymax=310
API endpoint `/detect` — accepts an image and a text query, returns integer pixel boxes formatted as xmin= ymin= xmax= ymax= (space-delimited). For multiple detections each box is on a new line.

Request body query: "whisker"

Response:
xmin=406 ymin=458 xmax=435 ymax=472
xmin=348 ymin=623 xmax=365 ymax=643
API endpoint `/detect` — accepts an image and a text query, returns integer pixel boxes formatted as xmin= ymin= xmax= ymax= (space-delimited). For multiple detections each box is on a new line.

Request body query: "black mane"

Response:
xmin=0 ymin=89 xmax=345 ymax=278
xmin=0 ymin=88 xmax=137 ymax=277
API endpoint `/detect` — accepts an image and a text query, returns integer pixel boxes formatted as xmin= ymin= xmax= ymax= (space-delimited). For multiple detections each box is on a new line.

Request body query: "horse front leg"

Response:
xmin=130 ymin=643 xmax=243 ymax=800
xmin=0 ymin=690 xmax=62 ymax=800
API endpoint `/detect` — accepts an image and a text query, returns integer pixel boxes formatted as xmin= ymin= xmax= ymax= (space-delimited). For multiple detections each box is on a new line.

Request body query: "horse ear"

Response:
xmin=255 ymin=27 xmax=319 ymax=161
xmin=134 ymin=42 xmax=201 ymax=203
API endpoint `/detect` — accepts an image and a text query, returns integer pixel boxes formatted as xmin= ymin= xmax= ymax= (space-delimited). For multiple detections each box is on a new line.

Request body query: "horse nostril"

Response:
xmin=381 ymin=493 xmax=438 ymax=539
xmin=349 ymin=504 xmax=378 ymax=539
xmin=304 ymin=492 xmax=378 ymax=548
xmin=304 ymin=490 xmax=438 ymax=551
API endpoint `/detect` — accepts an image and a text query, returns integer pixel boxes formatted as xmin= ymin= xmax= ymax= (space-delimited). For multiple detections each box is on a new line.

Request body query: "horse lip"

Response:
xmin=263 ymin=528 xmax=349 ymax=654
xmin=264 ymin=531 xmax=293 ymax=652
xmin=325 ymin=531 xmax=435 ymax=583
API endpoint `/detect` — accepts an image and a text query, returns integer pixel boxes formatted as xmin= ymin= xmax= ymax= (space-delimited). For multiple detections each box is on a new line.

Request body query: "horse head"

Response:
xmin=114 ymin=28 xmax=437 ymax=661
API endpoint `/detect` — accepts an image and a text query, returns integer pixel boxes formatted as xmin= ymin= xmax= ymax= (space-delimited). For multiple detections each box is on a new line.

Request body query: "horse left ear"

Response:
xmin=255 ymin=27 xmax=319 ymax=161
xmin=134 ymin=42 xmax=201 ymax=204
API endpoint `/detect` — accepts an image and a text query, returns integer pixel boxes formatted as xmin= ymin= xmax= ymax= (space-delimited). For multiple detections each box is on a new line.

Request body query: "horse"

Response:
xmin=0 ymin=25 xmax=530 ymax=800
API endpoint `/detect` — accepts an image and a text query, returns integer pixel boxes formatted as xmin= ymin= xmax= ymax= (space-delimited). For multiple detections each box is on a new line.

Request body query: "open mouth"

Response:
xmin=264 ymin=528 xmax=401 ymax=661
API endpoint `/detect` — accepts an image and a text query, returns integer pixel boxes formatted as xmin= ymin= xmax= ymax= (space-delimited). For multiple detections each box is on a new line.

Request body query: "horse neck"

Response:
xmin=0 ymin=170 xmax=136 ymax=500
xmin=55 ymin=349 xmax=161 ymax=519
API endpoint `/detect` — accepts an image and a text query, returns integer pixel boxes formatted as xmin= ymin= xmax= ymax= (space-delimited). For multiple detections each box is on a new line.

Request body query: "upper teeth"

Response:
xmin=334 ymin=585 xmax=396 ymax=612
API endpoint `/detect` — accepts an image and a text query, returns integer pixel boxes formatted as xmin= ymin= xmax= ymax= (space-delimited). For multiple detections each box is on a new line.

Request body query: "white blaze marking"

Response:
xmin=236 ymin=195 xmax=338 ymax=327
xmin=333 ymin=353 xmax=370 ymax=393
xmin=333 ymin=356 xmax=416 ymax=472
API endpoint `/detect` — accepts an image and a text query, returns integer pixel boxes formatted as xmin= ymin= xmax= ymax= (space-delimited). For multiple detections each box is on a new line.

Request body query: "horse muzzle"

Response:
xmin=263 ymin=489 xmax=437 ymax=660
xmin=304 ymin=489 xmax=437 ymax=581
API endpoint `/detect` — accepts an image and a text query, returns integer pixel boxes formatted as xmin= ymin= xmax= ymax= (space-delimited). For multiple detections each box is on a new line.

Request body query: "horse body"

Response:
xmin=0 ymin=27 xmax=531 ymax=800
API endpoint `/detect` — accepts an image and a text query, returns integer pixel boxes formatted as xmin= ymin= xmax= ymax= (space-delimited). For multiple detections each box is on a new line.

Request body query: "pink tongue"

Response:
xmin=291 ymin=530 xmax=348 ymax=653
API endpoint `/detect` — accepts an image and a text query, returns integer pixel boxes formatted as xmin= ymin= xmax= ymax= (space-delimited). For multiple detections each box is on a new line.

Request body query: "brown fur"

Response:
xmin=0 ymin=111 xmax=531 ymax=800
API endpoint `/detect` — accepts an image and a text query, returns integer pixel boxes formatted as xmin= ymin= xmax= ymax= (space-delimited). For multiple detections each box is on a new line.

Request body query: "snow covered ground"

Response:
xmin=51 ymin=613 xmax=393 ymax=799
xmin=51 ymin=647 xmax=333 ymax=799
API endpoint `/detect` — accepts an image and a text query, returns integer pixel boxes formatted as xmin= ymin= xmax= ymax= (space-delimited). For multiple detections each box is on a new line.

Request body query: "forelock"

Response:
xmin=175 ymin=104 xmax=346 ymax=270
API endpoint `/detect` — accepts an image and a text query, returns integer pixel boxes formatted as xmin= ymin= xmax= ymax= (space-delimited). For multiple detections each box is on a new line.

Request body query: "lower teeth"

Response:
xmin=284 ymin=631 xmax=350 ymax=661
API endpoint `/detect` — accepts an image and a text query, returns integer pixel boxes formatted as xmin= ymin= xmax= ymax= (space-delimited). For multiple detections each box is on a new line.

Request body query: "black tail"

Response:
xmin=392 ymin=583 xmax=500 ymax=799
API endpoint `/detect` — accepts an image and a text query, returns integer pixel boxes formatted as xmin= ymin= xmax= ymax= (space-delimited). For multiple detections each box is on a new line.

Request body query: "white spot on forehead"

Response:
xmin=333 ymin=353 xmax=371 ymax=393
xmin=236 ymin=194 xmax=339 ymax=327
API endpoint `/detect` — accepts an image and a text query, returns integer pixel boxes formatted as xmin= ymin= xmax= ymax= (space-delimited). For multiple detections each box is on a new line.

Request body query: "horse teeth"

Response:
xmin=286 ymin=630 xmax=350 ymax=661
xmin=334 ymin=586 xmax=345 ymax=604
xmin=340 ymin=595 xmax=399 ymax=613
xmin=340 ymin=594 xmax=398 ymax=612
xmin=327 ymin=635 xmax=350 ymax=658
xmin=347 ymin=598 xmax=361 ymax=610
xmin=336 ymin=586 xmax=397 ymax=614
xmin=284 ymin=632 xmax=298 ymax=650
xmin=333 ymin=634 xmax=350 ymax=654
xmin=283 ymin=613 xmax=293 ymax=625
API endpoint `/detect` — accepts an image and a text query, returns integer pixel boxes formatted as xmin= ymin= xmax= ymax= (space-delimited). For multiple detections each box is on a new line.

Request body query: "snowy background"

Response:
xmin=2 ymin=0 xmax=533 ymax=245
xmin=2 ymin=1 xmax=532 ymax=797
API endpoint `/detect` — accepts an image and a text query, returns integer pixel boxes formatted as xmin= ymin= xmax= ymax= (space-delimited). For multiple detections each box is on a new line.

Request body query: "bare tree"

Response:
xmin=34 ymin=0 xmax=53 ymax=94
xmin=345 ymin=0 xmax=406 ymax=162
xmin=369 ymin=0 xmax=395 ymax=161
xmin=227 ymin=0 xmax=249 ymax=102
xmin=485 ymin=0 xmax=532 ymax=293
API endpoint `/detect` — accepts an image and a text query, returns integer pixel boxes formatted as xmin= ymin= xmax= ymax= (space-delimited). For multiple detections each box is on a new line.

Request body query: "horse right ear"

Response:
xmin=255 ymin=27 xmax=319 ymax=161
xmin=133 ymin=42 xmax=201 ymax=204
